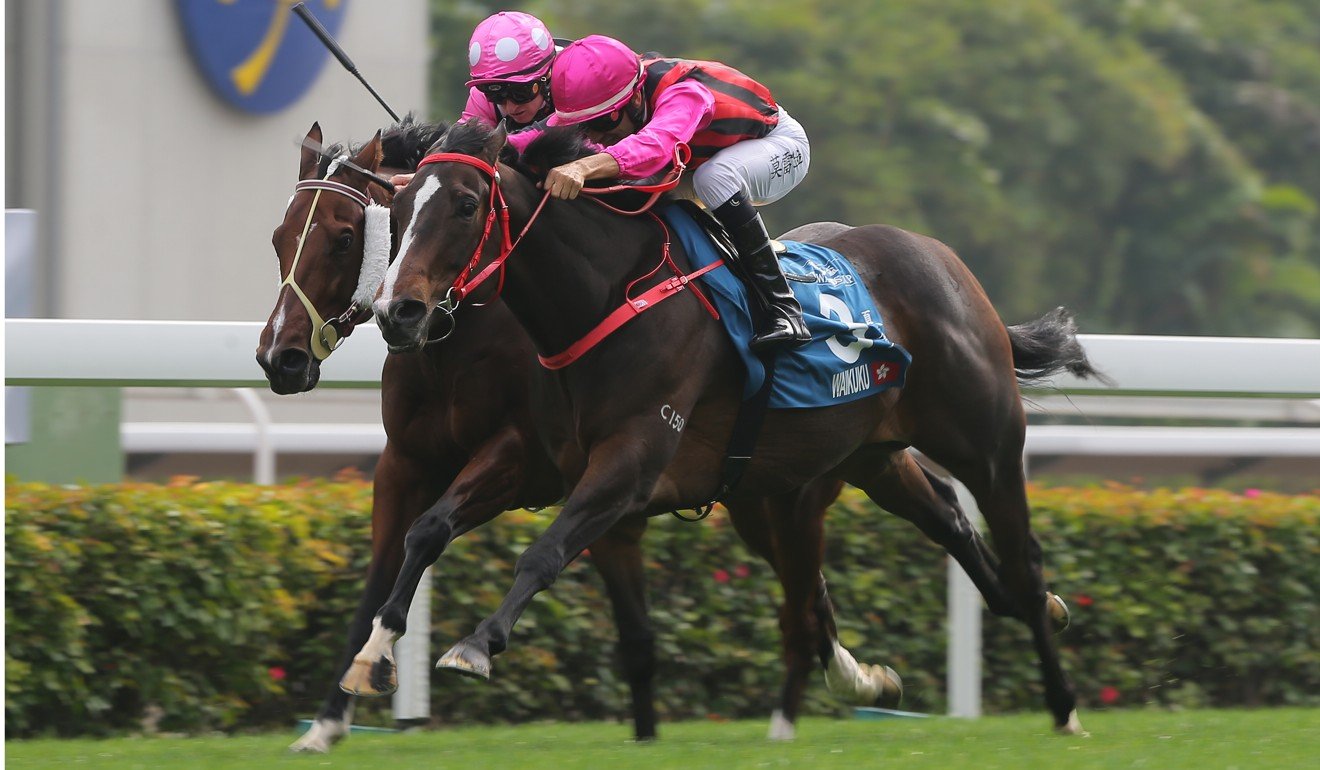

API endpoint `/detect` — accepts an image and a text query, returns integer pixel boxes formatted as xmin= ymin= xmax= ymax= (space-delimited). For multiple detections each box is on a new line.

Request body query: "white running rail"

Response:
xmin=7 ymin=318 xmax=1320 ymax=722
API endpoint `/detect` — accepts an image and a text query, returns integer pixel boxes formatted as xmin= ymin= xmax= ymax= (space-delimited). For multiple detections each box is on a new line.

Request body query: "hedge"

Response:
xmin=5 ymin=478 xmax=1317 ymax=737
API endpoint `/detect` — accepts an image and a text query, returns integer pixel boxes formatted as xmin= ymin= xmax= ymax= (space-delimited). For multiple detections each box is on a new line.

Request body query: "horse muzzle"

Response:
xmin=375 ymin=297 xmax=458 ymax=354
xmin=256 ymin=345 xmax=321 ymax=395
xmin=375 ymin=298 xmax=433 ymax=353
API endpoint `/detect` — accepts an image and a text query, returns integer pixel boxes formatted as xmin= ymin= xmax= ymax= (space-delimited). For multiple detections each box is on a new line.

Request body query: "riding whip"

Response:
xmin=291 ymin=2 xmax=402 ymax=122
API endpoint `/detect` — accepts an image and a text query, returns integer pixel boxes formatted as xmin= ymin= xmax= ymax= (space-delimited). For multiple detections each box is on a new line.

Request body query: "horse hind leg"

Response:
xmin=947 ymin=450 xmax=1085 ymax=734
xmin=843 ymin=448 xmax=1069 ymax=628
xmin=917 ymin=459 xmax=1070 ymax=631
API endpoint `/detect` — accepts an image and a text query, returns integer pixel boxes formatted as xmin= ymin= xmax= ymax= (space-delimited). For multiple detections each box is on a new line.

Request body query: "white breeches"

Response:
xmin=686 ymin=107 xmax=811 ymax=209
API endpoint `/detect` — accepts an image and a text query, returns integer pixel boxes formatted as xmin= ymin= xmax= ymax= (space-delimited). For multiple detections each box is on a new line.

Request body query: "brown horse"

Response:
xmin=373 ymin=121 xmax=1103 ymax=736
xmin=258 ymin=120 xmax=907 ymax=750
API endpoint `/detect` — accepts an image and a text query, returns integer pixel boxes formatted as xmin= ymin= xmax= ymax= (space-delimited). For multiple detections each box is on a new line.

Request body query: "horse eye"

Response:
xmin=457 ymin=198 xmax=479 ymax=219
xmin=334 ymin=230 xmax=354 ymax=253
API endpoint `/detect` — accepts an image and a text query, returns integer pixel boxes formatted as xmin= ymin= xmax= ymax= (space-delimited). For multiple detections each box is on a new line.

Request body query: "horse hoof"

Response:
xmin=338 ymin=655 xmax=397 ymax=697
xmin=1054 ymin=709 xmax=1089 ymax=737
xmin=767 ymin=709 xmax=796 ymax=741
xmin=1046 ymin=592 xmax=1071 ymax=633
xmin=873 ymin=664 xmax=903 ymax=708
xmin=436 ymin=642 xmax=491 ymax=680
xmin=289 ymin=718 xmax=347 ymax=753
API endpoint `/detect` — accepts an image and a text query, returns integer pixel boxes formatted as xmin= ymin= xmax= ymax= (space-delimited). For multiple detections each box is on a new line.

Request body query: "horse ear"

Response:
xmin=352 ymin=130 xmax=383 ymax=173
xmin=301 ymin=122 xmax=323 ymax=179
xmin=481 ymin=124 xmax=508 ymax=165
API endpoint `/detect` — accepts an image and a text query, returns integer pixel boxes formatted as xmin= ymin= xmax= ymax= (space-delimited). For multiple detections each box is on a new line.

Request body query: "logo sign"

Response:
xmin=176 ymin=0 xmax=349 ymax=114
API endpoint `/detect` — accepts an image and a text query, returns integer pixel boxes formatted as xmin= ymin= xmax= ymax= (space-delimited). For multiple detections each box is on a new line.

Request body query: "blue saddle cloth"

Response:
xmin=661 ymin=205 xmax=911 ymax=409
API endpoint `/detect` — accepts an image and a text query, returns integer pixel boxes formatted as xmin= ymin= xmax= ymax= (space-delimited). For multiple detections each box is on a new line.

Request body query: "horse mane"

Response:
xmin=316 ymin=114 xmax=451 ymax=176
xmin=379 ymin=114 xmax=450 ymax=171
xmin=515 ymin=126 xmax=676 ymax=209
xmin=433 ymin=118 xmax=494 ymax=156
xmin=516 ymin=126 xmax=597 ymax=175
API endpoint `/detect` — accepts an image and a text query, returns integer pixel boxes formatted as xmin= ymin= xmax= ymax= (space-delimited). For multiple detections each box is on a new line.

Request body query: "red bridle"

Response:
xmin=413 ymin=152 xmax=516 ymax=308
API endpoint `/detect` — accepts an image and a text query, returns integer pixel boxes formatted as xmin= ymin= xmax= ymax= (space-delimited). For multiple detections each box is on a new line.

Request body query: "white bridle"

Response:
xmin=281 ymin=157 xmax=391 ymax=360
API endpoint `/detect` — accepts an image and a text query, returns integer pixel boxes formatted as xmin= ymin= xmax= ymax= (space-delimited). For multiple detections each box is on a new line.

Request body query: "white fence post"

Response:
xmin=946 ymin=480 xmax=983 ymax=718
xmin=392 ymin=567 xmax=432 ymax=724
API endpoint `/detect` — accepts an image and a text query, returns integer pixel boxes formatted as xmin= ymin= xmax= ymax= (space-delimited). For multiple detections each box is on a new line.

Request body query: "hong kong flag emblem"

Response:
xmin=871 ymin=361 xmax=898 ymax=385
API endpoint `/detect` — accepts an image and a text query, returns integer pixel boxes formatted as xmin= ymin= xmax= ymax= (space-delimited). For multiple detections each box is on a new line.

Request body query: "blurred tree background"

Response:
xmin=425 ymin=0 xmax=1320 ymax=337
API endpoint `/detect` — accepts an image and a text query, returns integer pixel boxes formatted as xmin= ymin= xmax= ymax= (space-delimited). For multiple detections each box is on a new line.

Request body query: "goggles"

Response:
xmin=478 ymin=79 xmax=545 ymax=105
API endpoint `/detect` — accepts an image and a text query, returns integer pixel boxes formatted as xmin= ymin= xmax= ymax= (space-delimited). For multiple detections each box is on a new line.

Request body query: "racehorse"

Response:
xmin=258 ymin=120 xmax=912 ymax=750
xmin=373 ymin=120 xmax=1103 ymax=735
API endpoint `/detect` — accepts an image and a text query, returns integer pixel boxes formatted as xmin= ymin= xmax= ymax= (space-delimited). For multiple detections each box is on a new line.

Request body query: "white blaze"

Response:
xmin=380 ymin=176 xmax=442 ymax=306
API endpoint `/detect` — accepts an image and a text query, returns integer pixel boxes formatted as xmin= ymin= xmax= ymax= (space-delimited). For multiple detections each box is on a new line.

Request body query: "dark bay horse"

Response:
xmin=257 ymin=120 xmax=906 ymax=750
xmin=374 ymin=121 xmax=1102 ymax=736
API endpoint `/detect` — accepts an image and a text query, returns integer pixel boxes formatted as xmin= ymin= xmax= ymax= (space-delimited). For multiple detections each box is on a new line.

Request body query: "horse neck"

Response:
xmin=495 ymin=170 xmax=672 ymax=358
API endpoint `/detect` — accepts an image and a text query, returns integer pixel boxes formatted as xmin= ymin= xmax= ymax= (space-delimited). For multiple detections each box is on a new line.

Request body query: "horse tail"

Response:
xmin=1005 ymin=307 xmax=1112 ymax=386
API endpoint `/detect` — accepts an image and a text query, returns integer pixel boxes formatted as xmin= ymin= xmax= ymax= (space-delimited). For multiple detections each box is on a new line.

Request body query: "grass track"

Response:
xmin=6 ymin=709 xmax=1316 ymax=769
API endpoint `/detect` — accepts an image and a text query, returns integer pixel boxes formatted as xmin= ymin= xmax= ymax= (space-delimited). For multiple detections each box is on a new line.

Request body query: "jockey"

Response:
xmin=461 ymin=11 xmax=558 ymax=130
xmin=390 ymin=11 xmax=561 ymax=188
xmin=535 ymin=35 xmax=811 ymax=352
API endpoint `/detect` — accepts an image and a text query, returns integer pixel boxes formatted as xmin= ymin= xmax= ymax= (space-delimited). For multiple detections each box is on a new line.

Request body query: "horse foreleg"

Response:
xmin=586 ymin=517 xmax=658 ymax=741
xmin=342 ymin=429 xmax=531 ymax=697
xmin=438 ymin=437 xmax=665 ymax=681
xmin=822 ymin=641 xmax=903 ymax=708
xmin=811 ymin=574 xmax=903 ymax=711
xmin=293 ymin=447 xmax=439 ymax=751
xmin=290 ymin=702 xmax=354 ymax=754
xmin=766 ymin=489 xmax=829 ymax=741
xmin=729 ymin=481 xmax=875 ymax=741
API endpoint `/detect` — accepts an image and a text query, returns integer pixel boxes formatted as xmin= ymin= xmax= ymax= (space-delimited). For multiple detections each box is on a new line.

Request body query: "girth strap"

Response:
xmin=673 ymin=353 xmax=778 ymax=522
xmin=538 ymin=258 xmax=724 ymax=370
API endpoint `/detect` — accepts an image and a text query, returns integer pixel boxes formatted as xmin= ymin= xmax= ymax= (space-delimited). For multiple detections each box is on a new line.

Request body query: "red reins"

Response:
xmin=413 ymin=144 xmax=721 ymax=368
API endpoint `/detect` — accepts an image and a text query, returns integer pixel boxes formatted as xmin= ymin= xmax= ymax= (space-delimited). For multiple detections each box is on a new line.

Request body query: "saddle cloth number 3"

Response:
xmin=820 ymin=294 xmax=867 ymax=364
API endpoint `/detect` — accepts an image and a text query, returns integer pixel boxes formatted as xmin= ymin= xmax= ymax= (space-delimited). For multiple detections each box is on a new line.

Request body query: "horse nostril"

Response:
xmin=389 ymin=299 xmax=427 ymax=328
xmin=274 ymin=348 xmax=311 ymax=377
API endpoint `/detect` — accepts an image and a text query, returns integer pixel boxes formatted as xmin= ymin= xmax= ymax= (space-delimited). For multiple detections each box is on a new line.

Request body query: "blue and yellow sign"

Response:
xmin=176 ymin=0 xmax=348 ymax=114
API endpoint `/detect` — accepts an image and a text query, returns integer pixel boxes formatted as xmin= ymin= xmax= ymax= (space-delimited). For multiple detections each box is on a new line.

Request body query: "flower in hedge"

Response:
xmin=1099 ymin=685 xmax=1120 ymax=705
xmin=1243 ymin=488 xmax=1262 ymax=499
xmin=734 ymin=564 xmax=750 ymax=579
xmin=1075 ymin=594 xmax=1094 ymax=607
xmin=268 ymin=666 xmax=287 ymax=681
xmin=713 ymin=569 xmax=730 ymax=584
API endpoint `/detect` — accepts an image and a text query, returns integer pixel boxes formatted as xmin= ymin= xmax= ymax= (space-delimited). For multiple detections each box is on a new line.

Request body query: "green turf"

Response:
xmin=6 ymin=709 xmax=1316 ymax=769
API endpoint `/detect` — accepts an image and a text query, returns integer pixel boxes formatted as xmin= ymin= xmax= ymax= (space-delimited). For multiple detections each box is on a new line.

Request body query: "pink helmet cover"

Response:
xmin=547 ymin=35 xmax=643 ymax=126
xmin=467 ymin=11 xmax=555 ymax=86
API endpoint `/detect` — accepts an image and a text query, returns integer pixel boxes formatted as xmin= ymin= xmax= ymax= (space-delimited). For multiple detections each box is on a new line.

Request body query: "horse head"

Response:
xmin=374 ymin=120 xmax=511 ymax=353
xmin=257 ymin=122 xmax=393 ymax=394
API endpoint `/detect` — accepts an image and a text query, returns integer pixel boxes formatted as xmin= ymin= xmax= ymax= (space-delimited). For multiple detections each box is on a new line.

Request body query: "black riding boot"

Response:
xmin=713 ymin=192 xmax=811 ymax=352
